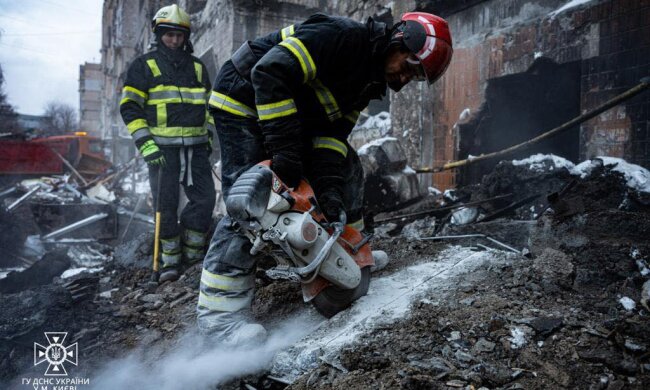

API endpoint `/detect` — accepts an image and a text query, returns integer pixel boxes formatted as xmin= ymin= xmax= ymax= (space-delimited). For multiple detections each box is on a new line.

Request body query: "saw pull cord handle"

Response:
xmin=290 ymin=221 xmax=344 ymax=278
xmin=152 ymin=164 xmax=162 ymax=281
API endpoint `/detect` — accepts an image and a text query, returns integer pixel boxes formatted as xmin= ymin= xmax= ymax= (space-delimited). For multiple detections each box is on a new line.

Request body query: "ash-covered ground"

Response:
xmin=1 ymin=155 xmax=650 ymax=390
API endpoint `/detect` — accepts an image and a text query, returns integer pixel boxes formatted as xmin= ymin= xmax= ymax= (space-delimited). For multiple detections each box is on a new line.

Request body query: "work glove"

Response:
xmin=138 ymin=139 xmax=166 ymax=166
xmin=319 ymin=190 xmax=346 ymax=224
xmin=271 ymin=153 xmax=302 ymax=188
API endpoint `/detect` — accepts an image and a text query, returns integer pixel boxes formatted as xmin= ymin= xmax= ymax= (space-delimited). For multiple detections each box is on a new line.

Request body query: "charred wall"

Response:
xmin=403 ymin=0 xmax=650 ymax=190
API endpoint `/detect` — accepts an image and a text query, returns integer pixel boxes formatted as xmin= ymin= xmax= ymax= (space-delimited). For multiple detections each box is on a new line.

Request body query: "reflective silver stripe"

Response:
xmin=313 ymin=137 xmax=348 ymax=157
xmin=308 ymin=79 xmax=341 ymax=121
xmin=257 ymin=99 xmax=297 ymax=120
xmin=161 ymin=236 xmax=181 ymax=253
xmin=209 ymin=91 xmax=257 ymax=118
xmin=183 ymin=246 xmax=205 ymax=261
xmin=183 ymin=228 xmax=207 ymax=247
xmin=198 ymin=291 xmax=253 ymax=312
xmin=121 ymin=89 xmax=145 ymax=107
xmin=279 ymin=37 xmax=316 ymax=82
xmin=161 ymin=252 xmax=181 ymax=267
xmin=147 ymin=90 xmax=206 ymax=103
xmin=131 ymin=128 xmax=152 ymax=143
xmin=280 ymin=24 xmax=295 ymax=40
xmin=153 ymin=134 xmax=210 ymax=146
xmin=200 ymin=269 xmax=254 ymax=291
xmin=179 ymin=90 xmax=207 ymax=101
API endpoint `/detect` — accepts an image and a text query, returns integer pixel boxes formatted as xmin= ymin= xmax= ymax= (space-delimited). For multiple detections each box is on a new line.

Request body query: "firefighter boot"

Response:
xmin=159 ymin=236 xmax=182 ymax=283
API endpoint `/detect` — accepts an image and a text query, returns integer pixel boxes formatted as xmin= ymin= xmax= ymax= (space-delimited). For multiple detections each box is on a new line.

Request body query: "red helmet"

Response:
xmin=398 ymin=12 xmax=453 ymax=84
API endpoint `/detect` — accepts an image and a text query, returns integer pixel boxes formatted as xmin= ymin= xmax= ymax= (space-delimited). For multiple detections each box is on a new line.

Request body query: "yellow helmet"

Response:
xmin=151 ymin=4 xmax=190 ymax=34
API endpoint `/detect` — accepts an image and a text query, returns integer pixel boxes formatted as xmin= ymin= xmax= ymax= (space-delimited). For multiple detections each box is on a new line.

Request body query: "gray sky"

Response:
xmin=0 ymin=0 xmax=102 ymax=115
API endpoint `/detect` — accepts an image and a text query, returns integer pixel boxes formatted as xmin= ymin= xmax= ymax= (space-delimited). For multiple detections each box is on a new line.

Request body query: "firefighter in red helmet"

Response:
xmin=197 ymin=11 xmax=453 ymax=345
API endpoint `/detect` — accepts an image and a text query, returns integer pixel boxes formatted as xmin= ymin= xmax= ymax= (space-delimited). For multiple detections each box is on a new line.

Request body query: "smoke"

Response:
xmin=89 ymin=316 xmax=318 ymax=390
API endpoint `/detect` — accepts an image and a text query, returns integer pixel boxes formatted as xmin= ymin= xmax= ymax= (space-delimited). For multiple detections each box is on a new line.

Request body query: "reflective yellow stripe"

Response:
xmin=257 ymin=98 xmax=297 ymax=120
xmin=194 ymin=62 xmax=203 ymax=83
xmin=281 ymin=24 xmax=295 ymax=40
xmin=149 ymin=85 xmax=206 ymax=93
xmin=150 ymin=126 xmax=205 ymax=137
xmin=279 ymin=37 xmax=316 ymax=83
xmin=344 ymin=110 xmax=360 ymax=125
xmin=313 ymin=137 xmax=348 ymax=157
xmin=347 ymin=219 xmax=365 ymax=231
xmin=200 ymin=269 xmax=254 ymax=291
xmin=120 ymin=86 xmax=147 ymax=107
xmin=198 ymin=291 xmax=252 ymax=312
xmin=146 ymin=59 xmax=161 ymax=77
xmin=123 ymin=85 xmax=146 ymax=98
xmin=160 ymin=236 xmax=181 ymax=253
xmin=126 ymin=118 xmax=148 ymax=134
xmin=156 ymin=104 xmax=167 ymax=127
xmin=209 ymin=91 xmax=257 ymax=118
xmin=309 ymin=79 xmax=341 ymax=121
xmin=147 ymin=86 xmax=206 ymax=105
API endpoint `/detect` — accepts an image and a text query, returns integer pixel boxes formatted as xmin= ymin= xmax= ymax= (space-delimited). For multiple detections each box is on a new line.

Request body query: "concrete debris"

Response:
xmin=1 ymin=151 xmax=649 ymax=389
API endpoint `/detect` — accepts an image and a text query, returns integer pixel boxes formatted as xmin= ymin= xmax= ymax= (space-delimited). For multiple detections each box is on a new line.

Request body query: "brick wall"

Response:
xmin=412 ymin=0 xmax=650 ymax=189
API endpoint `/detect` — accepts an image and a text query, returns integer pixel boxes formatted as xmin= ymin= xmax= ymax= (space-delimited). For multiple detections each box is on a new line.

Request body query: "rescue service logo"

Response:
xmin=21 ymin=332 xmax=90 ymax=389
xmin=34 ymin=332 xmax=77 ymax=376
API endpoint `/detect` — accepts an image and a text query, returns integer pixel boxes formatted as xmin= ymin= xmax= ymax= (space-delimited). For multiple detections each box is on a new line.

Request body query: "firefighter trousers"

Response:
xmin=148 ymin=145 xmax=216 ymax=269
xmin=197 ymin=111 xmax=365 ymax=337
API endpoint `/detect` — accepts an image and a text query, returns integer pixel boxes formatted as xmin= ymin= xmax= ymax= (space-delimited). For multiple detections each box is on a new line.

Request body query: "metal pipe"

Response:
xmin=374 ymin=193 xmax=513 ymax=223
xmin=6 ymin=185 xmax=40 ymax=212
xmin=42 ymin=213 xmax=109 ymax=240
xmin=415 ymin=77 xmax=650 ymax=174
xmin=418 ymin=233 xmax=521 ymax=254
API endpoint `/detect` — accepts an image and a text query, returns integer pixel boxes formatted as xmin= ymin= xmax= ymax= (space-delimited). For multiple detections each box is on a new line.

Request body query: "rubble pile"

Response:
xmin=1 ymin=152 xmax=649 ymax=389
xmin=284 ymin=156 xmax=650 ymax=389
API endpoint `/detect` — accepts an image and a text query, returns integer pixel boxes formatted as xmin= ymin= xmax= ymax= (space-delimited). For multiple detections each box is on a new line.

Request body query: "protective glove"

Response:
xmin=271 ymin=153 xmax=302 ymax=188
xmin=138 ymin=139 xmax=166 ymax=166
xmin=319 ymin=190 xmax=346 ymax=224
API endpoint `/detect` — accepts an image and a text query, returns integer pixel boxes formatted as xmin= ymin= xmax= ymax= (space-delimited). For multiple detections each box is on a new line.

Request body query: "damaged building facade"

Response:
xmin=100 ymin=0 xmax=650 ymax=190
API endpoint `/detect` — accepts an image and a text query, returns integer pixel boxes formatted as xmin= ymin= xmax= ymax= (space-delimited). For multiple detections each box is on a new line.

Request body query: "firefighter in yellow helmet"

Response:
xmin=120 ymin=4 xmax=216 ymax=283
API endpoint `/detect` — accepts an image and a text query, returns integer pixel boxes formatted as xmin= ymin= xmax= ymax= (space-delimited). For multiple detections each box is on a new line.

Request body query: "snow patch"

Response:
xmin=428 ymin=187 xmax=442 ymax=196
xmin=571 ymin=157 xmax=650 ymax=194
xmin=619 ymin=296 xmax=636 ymax=311
xmin=512 ymin=153 xmax=576 ymax=172
xmin=61 ymin=267 xmax=103 ymax=279
xmin=508 ymin=327 xmax=529 ymax=349
xmin=357 ymin=136 xmax=398 ymax=156
xmin=403 ymin=165 xmax=415 ymax=175
xmin=356 ymin=111 xmax=391 ymax=134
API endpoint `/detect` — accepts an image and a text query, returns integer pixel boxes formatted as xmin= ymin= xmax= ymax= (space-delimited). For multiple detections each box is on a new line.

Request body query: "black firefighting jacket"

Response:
xmin=120 ymin=47 xmax=213 ymax=148
xmin=209 ymin=13 xmax=389 ymax=201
